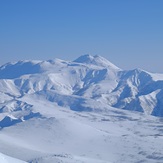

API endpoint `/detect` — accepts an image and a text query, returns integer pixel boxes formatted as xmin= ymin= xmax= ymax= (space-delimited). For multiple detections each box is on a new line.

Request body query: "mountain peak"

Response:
xmin=73 ymin=54 xmax=93 ymax=63
xmin=73 ymin=54 xmax=121 ymax=70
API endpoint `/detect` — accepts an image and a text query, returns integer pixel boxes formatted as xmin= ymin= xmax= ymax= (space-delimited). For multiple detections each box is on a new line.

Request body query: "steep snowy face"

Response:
xmin=0 ymin=55 xmax=163 ymax=117
xmin=108 ymin=69 xmax=163 ymax=116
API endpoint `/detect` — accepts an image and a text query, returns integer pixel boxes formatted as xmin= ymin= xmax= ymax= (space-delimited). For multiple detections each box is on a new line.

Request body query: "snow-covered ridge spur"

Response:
xmin=0 ymin=54 xmax=163 ymax=121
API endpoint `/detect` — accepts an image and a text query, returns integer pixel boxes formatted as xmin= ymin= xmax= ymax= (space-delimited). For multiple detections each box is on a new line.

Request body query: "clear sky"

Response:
xmin=0 ymin=0 xmax=163 ymax=72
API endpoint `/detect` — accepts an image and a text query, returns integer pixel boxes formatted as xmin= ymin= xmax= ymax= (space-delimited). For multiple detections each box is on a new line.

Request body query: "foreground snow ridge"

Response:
xmin=0 ymin=153 xmax=26 ymax=163
xmin=0 ymin=54 xmax=163 ymax=163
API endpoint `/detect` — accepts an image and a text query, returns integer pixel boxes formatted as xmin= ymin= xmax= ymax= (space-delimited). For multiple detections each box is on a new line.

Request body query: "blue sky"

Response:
xmin=0 ymin=0 xmax=163 ymax=72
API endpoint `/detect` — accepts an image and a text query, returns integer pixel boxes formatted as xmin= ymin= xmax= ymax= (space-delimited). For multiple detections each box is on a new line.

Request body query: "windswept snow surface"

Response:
xmin=0 ymin=55 xmax=163 ymax=162
xmin=0 ymin=152 xmax=26 ymax=163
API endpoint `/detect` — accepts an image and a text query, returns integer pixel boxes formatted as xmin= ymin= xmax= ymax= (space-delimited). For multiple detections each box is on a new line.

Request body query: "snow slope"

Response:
xmin=0 ymin=97 xmax=163 ymax=163
xmin=0 ymin=152 xmax=26 ymax=163
xmin=0 ymin=55 xmax=163 ymax=162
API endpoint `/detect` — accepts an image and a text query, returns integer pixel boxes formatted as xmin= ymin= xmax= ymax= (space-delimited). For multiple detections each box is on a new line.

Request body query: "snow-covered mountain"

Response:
xmin=0 ymin=54 xmax=163 ymax=163
xmin=0 ymin=54 xmax=163 ymax=117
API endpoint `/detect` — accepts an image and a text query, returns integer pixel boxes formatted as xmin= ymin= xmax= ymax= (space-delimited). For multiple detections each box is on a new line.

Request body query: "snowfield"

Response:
xmin=0 ymin=54 xmax=163 ymax=163
xmin=0 ymin=152 xmax=26 ymax=163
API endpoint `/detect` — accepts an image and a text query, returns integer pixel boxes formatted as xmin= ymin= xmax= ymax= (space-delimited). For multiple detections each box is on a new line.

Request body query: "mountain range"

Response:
xmin=0 ymin=54 xmax=163 ymax=163
xmin=0 ymin=54 xmax=163 ymax=118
